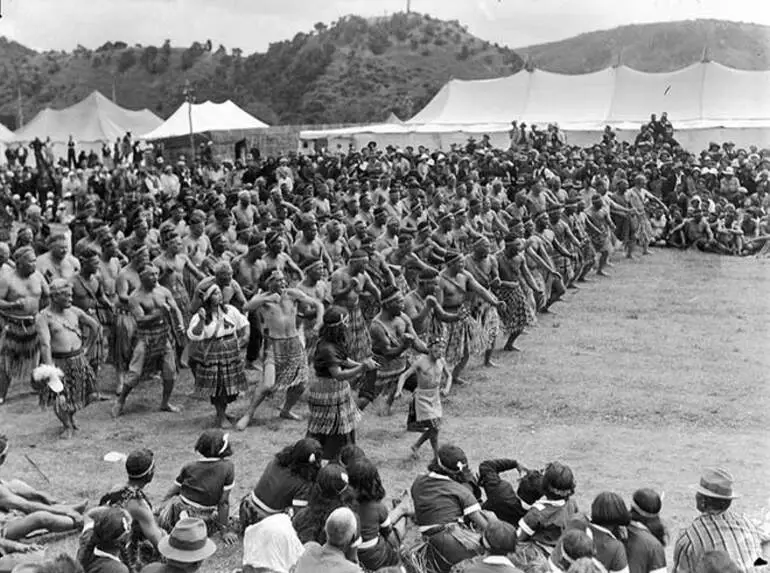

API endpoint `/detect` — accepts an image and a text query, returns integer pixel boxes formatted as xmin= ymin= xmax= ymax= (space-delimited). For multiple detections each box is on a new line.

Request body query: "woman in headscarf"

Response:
xmin=407 ymin=444 xmax=488 ymax=573
xmin=306 ymin=307 xmax=378 ymax=461
xmin=187 ymin=283 xmax=249 ymax=428
xmin=242 ymin=513 xmax=304 ymax=573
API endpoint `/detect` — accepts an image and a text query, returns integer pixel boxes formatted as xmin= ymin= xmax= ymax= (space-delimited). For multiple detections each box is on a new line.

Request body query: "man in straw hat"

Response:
xmin=0 ymin=246 xmax=49 ymax=405
xmin=143 ymin=517 xmax=216 ymax=573
xmin=672 ymin=467 xmax=768 ymax=573
xmin=38 ymin=279 xmax=100 ymax=438
xmin=235 ymin=269 xmax=323 ymax=430
xmin=113 ymin=264 xmax=184 ymax=418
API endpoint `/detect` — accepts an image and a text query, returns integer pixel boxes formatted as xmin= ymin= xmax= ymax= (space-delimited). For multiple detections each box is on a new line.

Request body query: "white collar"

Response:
xmin=537 ymin=496 xmax=565 ymax=507
xmin=483 ymin=555 xmax=515 ymax=566
xmin=427 ymin=471 xmax=451 ymax=481
xmin=590 ymin=522 xmax=617 ymax=539
xmin=93 ymin=548 xmax=122 ymax=563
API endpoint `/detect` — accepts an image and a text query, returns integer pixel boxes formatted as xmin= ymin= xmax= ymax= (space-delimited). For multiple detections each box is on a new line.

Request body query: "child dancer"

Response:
xmin=395 ymin=336 xmax=451 ymax=459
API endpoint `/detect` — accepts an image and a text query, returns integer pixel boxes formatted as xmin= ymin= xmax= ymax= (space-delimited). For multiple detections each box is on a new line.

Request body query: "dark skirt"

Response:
xmin=44 ymin=349 xmax=97 ymax=413
xmin=494 ymin=282 xmax=529 ymax=337
xmin=113 ymin=307 xmax=136 ymax=372
xmin=0 ymin=314 xmax=40 ymax=389
xmin=190 ymin=334 xmax=247 ymax=401
xmin=359 ymin=535 xmax=401 ymax=571
xmin=307 ymin=431 xmax=356 ymax=462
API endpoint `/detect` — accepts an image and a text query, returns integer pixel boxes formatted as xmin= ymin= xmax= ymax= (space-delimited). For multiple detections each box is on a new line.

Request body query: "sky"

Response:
xmin=0 ymin=0 xmax=768 ymax=53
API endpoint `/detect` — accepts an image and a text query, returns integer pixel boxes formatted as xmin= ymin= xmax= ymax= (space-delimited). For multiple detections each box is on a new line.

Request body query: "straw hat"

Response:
xmin=158 ymin=518 xmax=216 ymax=563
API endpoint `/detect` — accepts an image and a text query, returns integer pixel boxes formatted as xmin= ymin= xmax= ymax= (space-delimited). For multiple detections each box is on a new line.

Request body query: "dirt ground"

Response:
xmin=1 ymin=248 xmax=768 ymax=571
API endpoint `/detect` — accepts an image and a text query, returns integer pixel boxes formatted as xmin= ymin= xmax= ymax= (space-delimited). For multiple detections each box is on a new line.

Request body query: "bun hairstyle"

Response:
xmin=78 ymin=507 xmax=131 ymax=570
xmin=195 ymin=429 xmax=232 ymax=459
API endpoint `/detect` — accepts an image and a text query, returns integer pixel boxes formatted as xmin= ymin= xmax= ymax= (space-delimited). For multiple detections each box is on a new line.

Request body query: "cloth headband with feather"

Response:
xmin=128 ymin=458 xmax=155 ymax=480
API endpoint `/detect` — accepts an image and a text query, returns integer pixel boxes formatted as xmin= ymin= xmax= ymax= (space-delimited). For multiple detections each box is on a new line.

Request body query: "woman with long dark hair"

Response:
xmin=624 ymin=489 xmax=667 ymax=573
xmin=347 ymin=457 xmax=413 ymax=571
xmin=238 ymin=438 xmax=322 ymax=532
xmin=306 ymin=307 xmax=377 ymax=461
xmin=291 ymin=463 xmax=358 ymax=545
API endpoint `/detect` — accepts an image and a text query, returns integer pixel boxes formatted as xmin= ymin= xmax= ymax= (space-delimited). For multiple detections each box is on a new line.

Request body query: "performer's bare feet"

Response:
xmin=503 ymin=345 xmax=521 ymax=352
xmin=483 ymin=360 xmax=498 ymax=368
xmin=596 ymin=270 xmax=610 ymax=277
xmin=60 ymin=427 xmax=75 ymax=440
xmin=160 ymin=403 xmax=181 ymax=413
xmin=279 ymin=410 xmax=302 ymax=421
xmin=235 ymin=415 xmax=251 ymax=431
xmin=111 ymin=401 xmax=124 ymax=418
xmin=409 ymin=445 xmax=420 ymax=460
xmin=453 ymin=377 xmax=467 ymax=386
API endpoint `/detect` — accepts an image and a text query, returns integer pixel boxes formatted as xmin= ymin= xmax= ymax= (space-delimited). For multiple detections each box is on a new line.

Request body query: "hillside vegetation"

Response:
xmin=517 ymin=19 xmax=770 ymax=73
xmin=0 ymin=13 xmax=523 ymax=128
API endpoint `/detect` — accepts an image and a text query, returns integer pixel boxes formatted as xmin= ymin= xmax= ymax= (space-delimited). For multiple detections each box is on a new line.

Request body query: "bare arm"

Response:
xmin=395 ymin=361 xmax=419 ymax=398
xmin=465 ymin=273 xmax=498 ymax=306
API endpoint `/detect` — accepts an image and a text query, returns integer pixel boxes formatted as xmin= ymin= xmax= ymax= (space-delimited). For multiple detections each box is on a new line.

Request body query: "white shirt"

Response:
xmin=187 ymin=305 xmax=248 ymax=341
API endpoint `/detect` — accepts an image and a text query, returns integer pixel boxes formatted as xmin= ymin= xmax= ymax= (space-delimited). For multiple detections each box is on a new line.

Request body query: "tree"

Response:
xmin=314 ymin=22 xmax=327 ymax=34
xmin=232 ymin=47 xmax=243 ymax=59
xmin=117 ymin=49 xmax=137 ymax=73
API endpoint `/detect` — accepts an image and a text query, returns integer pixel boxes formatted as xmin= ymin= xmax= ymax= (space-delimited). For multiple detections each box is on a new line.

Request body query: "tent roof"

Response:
xmin=142 ymin=100 xmax=268 ymax=140
xmin=0 ymin=123 xmax=12 ymax=141
xmin=13 ymin=91 xmax=162 ymax=143
xmin=407 ymin=62 xmax=770 ymax=131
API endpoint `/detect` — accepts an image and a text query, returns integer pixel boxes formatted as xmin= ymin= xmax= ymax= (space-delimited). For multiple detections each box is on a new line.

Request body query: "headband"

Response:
xmin=303 ymin=259 xmax=324 ymax=272
xmin=0 ymin=441 xmax=8 ymax=457
xmin=128 ymin=458 xmax=155 ymax=480
xmin=547 ymin=485 xmax=573 ymax=497
xmin=203 ymin=283 xmax=220 ymax=302
xmin=437 ymin=456 xmax=466 ymax=474
xmin=325 ymin=313 xmax=349 ymax=328
xmin=266 ymin=269 xmax=285 ymax=284
xmin=381 ymin=291 xmax=401 ymax=305
xmin=140 ymin=265 xmax=158 ymax=278
xmin=308 ymin=453 xmax=317 ymax=464
xmin=418 ymin=275 xmax=437 ymax=283
xmin=218 ymin=433 xmax=230 ymax=456
xmin=336 ymin=472 xmax=350 ymax=495
xmin=50 ymin=278 xmax=72 ymax=294
xmin=349 ymin=255 xmax=368 ymax=263
xmin=630 ymin=500 xmax=659 ymax=518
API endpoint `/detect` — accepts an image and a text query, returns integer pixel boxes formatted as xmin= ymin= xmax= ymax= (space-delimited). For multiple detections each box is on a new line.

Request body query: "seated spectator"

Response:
xmin=408 ymin=444 xmax=488 ymax=573
xmin=346 ymin=458 xmax=412 ymax=571
xmin=695 ymin=550 xmax=741 ymax=573
xmin=563 ymin=492 xmax=630 ymax=573
xmin=624 ymin=489 xmax=666 ymax=573
xmin=0 ymin=435 xmax=85 ymax=543
xmin=5 ymin=554 xmax=83 ymax=573
xmin=454 ymin=520 xmax=523 ymax=572
xmin=158 ymin=430 xmax=237 ymax=545
xmin=292 ymin=464 xmax=358 ymax=546
xmin=242 ymin=513 xmax=303 ymax=573
xmin=672 ymin=468 xmax=767 ymax=573
xmin=97 ymin=449 xmax=163 ymax=572
xmin=549 ymin=529 xmax=605 ymax=572
xmin=517 ymin=462 xmax=579 ymax=556
xmin=142 ymin=518 xmax=216 ymax=573
xmin=239 ymin=438 xmax=321 ymax=532
xmin=478 ymin=459 xmax=538 ymax=527
xmin=77 ymin=507 xmax=132 ymax=573
xmin=293 ymin=507 xmax=362 ymax=573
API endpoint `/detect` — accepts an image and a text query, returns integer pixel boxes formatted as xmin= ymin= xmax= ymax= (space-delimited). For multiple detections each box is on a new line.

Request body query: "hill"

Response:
xmin=517 ymin=19 xmax=770 ymax=73
xmin=0 ymin=13 xmax=523 ymax=128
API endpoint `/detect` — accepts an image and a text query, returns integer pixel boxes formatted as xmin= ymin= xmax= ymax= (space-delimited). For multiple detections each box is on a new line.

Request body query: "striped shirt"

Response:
xmin=672 ymin=510 xmax=765 ymax=573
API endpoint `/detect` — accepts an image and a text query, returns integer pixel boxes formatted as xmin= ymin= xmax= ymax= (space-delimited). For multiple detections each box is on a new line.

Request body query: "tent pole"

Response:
xmin=183 ymin=80 xmax=195 ymax=162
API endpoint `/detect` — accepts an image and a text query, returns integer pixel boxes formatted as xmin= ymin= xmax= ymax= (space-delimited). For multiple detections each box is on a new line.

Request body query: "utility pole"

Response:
xmin=406 ymin=0 xmax=411 ymax=13
xmin=12 ymin=62 xmax=23 ymax=128
xmin=183 ymin=80 xmax=195 ymax=162
xmin=112 ymin=73 xmax=117 ymax=103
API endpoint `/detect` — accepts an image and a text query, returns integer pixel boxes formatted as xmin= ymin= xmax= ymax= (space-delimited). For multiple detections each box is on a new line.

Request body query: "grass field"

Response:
xmin=1 ymin=248 xmax=769 ymax=571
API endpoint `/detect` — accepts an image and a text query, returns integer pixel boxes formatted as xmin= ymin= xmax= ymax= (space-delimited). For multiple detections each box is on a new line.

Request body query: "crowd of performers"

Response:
xmin=1 ymin=128 xmax=769 ymax=445
xmin=0 ymin=127 xmax=769 ymax=573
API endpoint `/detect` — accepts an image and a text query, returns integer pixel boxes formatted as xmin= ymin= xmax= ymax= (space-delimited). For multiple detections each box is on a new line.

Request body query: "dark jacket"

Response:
xmin=478 ymin=459 xmax=525 ymax=526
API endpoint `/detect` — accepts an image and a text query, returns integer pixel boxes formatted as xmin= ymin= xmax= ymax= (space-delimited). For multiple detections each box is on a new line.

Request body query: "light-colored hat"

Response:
xmin=694 ymin=467 xmax=739 ymax=499
xmin=157 ymin=518 xmax=216 ymax=563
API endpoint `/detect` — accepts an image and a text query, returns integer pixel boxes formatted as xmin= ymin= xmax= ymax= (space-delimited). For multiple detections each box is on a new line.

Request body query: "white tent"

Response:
xmin=142 ymin=100 xmax=268 ymax=140
xmin=12 ymin=91 xmax=162 ymax=158
xmin=300 ymin=62 xmax=770 ymax=152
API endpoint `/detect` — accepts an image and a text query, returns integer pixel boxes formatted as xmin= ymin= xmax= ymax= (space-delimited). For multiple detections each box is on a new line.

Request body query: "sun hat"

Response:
xmin=157 ymin=517 xmax=216 ymax=563
xmin=694 ymin=467 xmax=739 ymax=499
